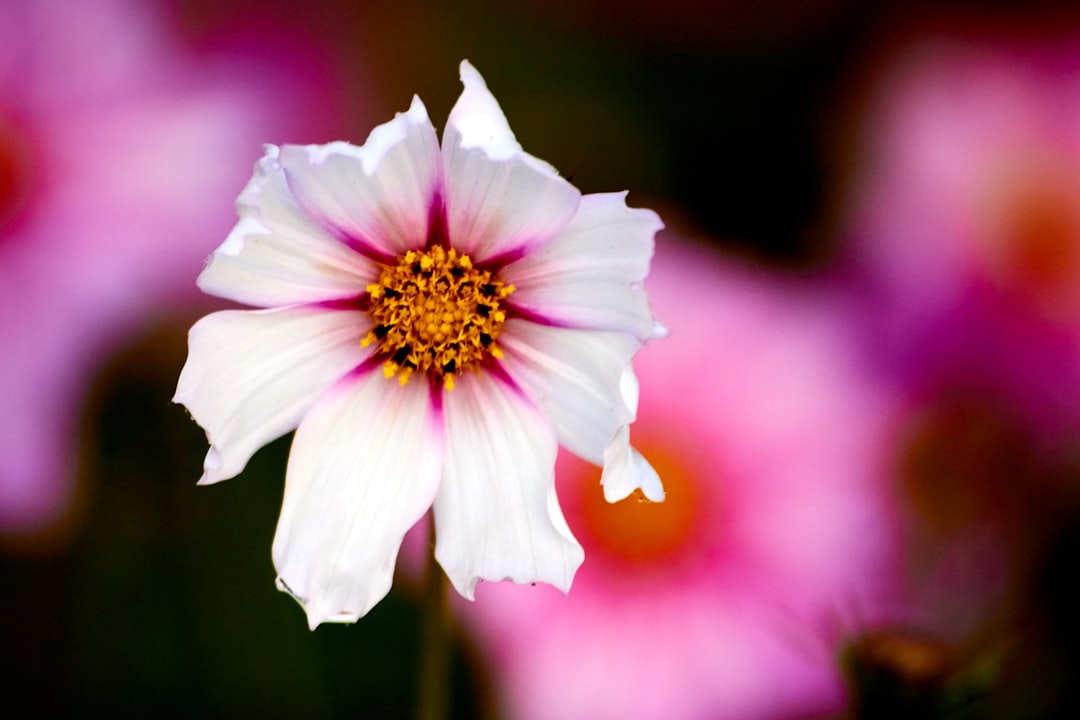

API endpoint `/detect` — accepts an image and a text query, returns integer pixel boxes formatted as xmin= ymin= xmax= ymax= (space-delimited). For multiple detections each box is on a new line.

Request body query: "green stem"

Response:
xmin=416 ymin=515 xmax=450 ymax=720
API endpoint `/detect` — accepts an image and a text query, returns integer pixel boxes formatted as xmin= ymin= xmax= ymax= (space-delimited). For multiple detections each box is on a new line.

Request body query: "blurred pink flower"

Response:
xmin=457 ymin=237 xmax=899 ymax=720
xmin=841 ymin=30 xmax=1080 ymax=441
xmin=0 ymin=0 xmax=335 ymax=540
xmin=830 ymin=29 xmax=1080 ymax=689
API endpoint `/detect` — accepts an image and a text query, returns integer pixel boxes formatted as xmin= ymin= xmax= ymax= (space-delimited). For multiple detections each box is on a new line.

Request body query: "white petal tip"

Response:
xmin=275 ymin=576 xmax=360 ymax=630
xmin=650 ymin=320 xmax=670 ymax=340
xmin=406 ymin=94 xmax=429 ymax=119
xmin=458 ymin=59 xmax=482 ymax=86
xmin=549 ymin=568 xmax=579 ymax=595
xmin=448 ymin=58 xmax=521 ymax=160
xmin=444 ymin=570 xmax=479 ymax=601
xmin=196 ymin=447 xmax=230 ymax=485
xmin=601 ymin=441 xmax=665 ymax=503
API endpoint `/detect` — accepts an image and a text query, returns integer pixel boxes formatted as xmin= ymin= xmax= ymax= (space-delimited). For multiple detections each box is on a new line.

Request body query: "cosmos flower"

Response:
xmin=174 ymin=61 xmax=665 ymax=628
xmin=456 ymin=237 xmax=899 ymax=720
xmin=0 ymin=0 xmax=330 ymax=541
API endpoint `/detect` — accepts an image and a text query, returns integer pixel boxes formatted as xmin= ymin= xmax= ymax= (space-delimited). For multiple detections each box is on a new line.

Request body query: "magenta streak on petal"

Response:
xmin=425 ymin=190 xmax=449 ymax=250
xmin=312 ymin=294 xmax=368 ymax=312
xmin=283 ymin=168 xmax=395 ymax=265
xmin=482 ymin=357 xmax=530 ymax=402
xmin=428 ymin=373 xmax=444 ymax=416
xmin=476 ymin=242 xmax=539 ymax=271
xmin=504 ymin=304 xmax=575 ymax=328
xmin=344 ymin=354 xmax=384 ymax=381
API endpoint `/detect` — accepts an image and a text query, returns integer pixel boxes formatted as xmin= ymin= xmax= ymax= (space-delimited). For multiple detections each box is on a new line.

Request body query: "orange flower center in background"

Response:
xmin=362 ymin=246 xmax=513 ymax=389
xmin=0 ymin=115 xmax=33 ymax=233
xmin=568 ymin=437 xmax=711 ymax=575
xmin=981 ymin=155 xmax=1080 ymax=314
xmin=897 ymin=395 xmax=1037 ymax=533
xmin=999 ymin=180 xmax=1078 ymax=290
xmin=842 ymin=628 xmax=954 ymax=693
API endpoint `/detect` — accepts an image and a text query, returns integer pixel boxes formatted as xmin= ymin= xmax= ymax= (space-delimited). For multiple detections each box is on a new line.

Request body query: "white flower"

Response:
xmin=174 ymin=61 xmax=665 ymax=629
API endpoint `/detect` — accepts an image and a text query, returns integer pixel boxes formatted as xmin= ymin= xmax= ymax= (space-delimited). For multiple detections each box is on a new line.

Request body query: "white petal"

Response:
xmin=279 ymin=97 xmax=443 ymax=260
xmin=442 ymin=61 xmax=581 ymax=264
xmin=598 ymin=365 xmax=663 ymax=501
xmin=272 ymin=370 xmax=443 ymax=629
xmin=501 ymin=192 xmax=663 ymax=340
xmin=173 ymin=306 xmax=371 ymax=485
xmin=497 ymin=319 xmax=639 ymax=464
xmin=600 ymin=425 xmax=665 ymax=503
xmin=434 ymin=371 xmax=583 ymax=599
xmin=198 ymin=145 xmax=380 ymax=307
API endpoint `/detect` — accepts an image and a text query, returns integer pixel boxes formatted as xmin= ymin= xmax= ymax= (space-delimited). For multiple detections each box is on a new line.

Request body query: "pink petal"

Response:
xmin=273 ymin=369 xmax=443 ymax=629
xmin=441 ymin=61 xmax=581 ymax=264
xmin=198 ymin=145 xmax=380 ymax=307
xmin=497 ymin=319 xmax=638 ymax=465
xmin=434 ymin=371 xmax=583 ymax=599
xmin=278 ymin=96 xmax=442 ymax=260
xmin=173 ymin=306 xmax=372 ymax=485
xmin=501 ymin=192 xmax=663 ymax=340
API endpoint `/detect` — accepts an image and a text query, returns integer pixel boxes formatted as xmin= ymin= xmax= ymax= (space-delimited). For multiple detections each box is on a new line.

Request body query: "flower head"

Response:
xmin=840 ymin=31 xmax=1080 ymax=439
xmin=0 ymin=0 xmax=328 ymax=541
xmin=456 ymin=238 xmax=899 ymax=720
xmin=175 ymin=61 xmax=664 ymax=628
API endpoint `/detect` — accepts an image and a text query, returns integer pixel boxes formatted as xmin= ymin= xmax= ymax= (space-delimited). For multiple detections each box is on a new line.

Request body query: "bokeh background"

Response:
xmin=5 ymin=0 xmax=1080 ymax=717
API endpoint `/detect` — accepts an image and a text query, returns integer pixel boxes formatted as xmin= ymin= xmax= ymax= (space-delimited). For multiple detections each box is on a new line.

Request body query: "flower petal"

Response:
xmin=600 ymin=425 xmax=665 ymax=503
xmin=198 ymin=145 xmax=380 ymax=307
xmin=597 ymin=365 xmax=664 ymax=503
xmin=501 ymin=192 xmax=664 ymax=340
xmin=173 ymin=306 xmax=372 ymax=485
xmin=272 ymin=370 xmax=443 ymax=629
xmin=497 ymin=319 xmax=638 ymax=464
xmin=442 ymin=61 xmax=581 ymax=264
xmin=434 ymin=371 xmax=583 ymax=599
xmin=278 ymin=96 xmax=442 ymax=260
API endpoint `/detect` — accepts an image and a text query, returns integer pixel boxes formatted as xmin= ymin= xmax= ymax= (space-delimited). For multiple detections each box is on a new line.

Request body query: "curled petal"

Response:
xmin=278 ymin=96 xmax=443 ymax=260
xmin=498 ymin=319 xmax=639 ymax=464
xmin=442 ymin=60 xmax=580 ymax=264
xmin=434 ymin=372 xmax=583 ymax=600
xmin=600 ymin=425 xmax=665 ymax=503
xmin=502 ymin=191 xmax=663 ymax=341
xmin=198 ymin=145 xmax=379 ymax=307
xmin=273 ymin=370 xmax=443 ymax=629
xmin=174 ymin=306 xmax=372 ymax=485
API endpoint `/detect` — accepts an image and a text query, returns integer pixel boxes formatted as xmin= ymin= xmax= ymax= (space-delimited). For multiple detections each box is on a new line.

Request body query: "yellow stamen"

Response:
xmin=364 ymin=246 xmax=513 ymax=388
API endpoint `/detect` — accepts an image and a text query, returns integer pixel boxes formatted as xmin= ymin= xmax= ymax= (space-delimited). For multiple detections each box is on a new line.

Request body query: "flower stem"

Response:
xmin=417 ymin=514 xmax=451 ymax=720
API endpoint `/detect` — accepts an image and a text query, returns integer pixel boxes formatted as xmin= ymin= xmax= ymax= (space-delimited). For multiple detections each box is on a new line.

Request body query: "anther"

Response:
xmin=363 ymin=247 xmax=514 ymax=387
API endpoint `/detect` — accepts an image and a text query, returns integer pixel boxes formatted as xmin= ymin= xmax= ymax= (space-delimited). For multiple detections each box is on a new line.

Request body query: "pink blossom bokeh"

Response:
xmin=455 ymin=235 xmax=901 ymax=720
xmin=841 ymin=29 xmax=1080 ymax=446
xmin=828 ymin=25 xmax=1080 ymax=694
xmin=0 ymin=0 xmax=337 ymax=540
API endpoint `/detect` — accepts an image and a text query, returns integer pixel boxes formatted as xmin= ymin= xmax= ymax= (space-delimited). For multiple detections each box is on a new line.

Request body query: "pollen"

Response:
xmin=363 ymin=246 xmax=514 ymax=387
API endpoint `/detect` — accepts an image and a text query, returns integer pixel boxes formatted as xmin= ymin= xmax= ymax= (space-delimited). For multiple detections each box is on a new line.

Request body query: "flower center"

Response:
xmin=362 ymin=246 xmax=514 ymax=389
